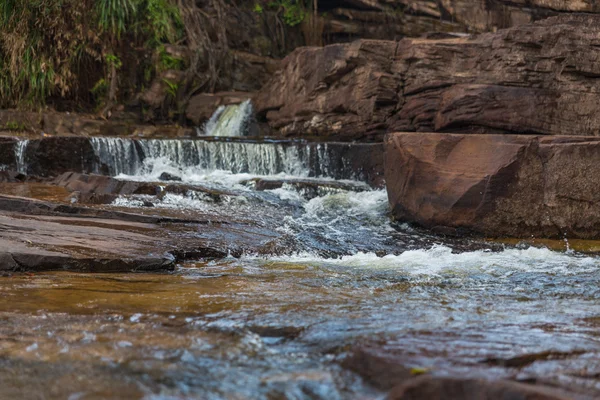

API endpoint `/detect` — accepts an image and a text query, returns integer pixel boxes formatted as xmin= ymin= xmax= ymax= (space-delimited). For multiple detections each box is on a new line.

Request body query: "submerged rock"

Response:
xmin=249 ymin=177 xmax=370 ymax=199
xmin=158 ymin=172 xmax=182 ymax=182
xmin=341 ymin=347 xmax=413 ymax=391
xmin=385 ymin=132 xmax=600 ymax=239
xmin=387 ymin=376 xmax=571 ymax=400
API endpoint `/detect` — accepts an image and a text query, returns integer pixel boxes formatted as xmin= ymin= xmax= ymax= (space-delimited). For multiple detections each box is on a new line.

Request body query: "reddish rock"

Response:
xmin=0 ymin=192 xmax=284 ymax=271
xmin=53 ymin=172 xmax=159 ymax=203
xmin=257 ymin=15 xmax=600 ymax=141
xmin=387 ymin=376 xmax=571 ymax=400
xmin=341 ymin=347 xmax=413 ymax=390
xmin=255 ymin=40 xmax=400 ymax=141
xmin=0 ymin=212 xmax=175 ymax=272
xmin=385 ymin=132 xmax=600 ymax=238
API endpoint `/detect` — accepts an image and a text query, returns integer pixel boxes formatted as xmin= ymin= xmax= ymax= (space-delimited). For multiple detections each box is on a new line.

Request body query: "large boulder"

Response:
xmin=256 ymin=14 xmax=600 ymax=141
xmin=255 ymin=40 xmax=400 ymax=141
xmin=385 ymin=132 xmax=600 ymax=239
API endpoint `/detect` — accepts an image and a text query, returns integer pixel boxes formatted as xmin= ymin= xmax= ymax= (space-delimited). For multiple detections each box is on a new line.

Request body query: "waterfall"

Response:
xmin=90 ymin=137 xmax=144 ymax=176
xmin=91 ymin=138 xmax=310 ymax=177
xmin=89 ymin=137 xmax=372 ymax=182
xmin=15 ymin=139 xmax=29 ymax=174
xmin=202 ymin=100 xmax=255 ymax=137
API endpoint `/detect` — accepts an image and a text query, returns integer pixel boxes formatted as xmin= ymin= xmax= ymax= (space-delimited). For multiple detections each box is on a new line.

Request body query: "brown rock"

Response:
xmin=0 ymin=171 xmax=25 ymax=183
xmin=257 ymin=15 xmax=600 ymax=140
xmin=341 ymin=347 xmax=413 ymax=390
xmin=53 ymin=172 xmax=160 ymax=202
xmin=255 ymin=40 xmax=400 ymax=141
xmin=139 ymin=70 xmax=186 ymax=109
xmin=329 ymin=1 xmax=596 ymax=35
xmin=0 ymin=191 xmax=284 ymax=270
xmin=0 ymin=213 xmax=175 ymax=272
xmin=385 ymin=132 xmax=600 ymax=239
xmin=387 ymin=376 xmax=571 ymax=400
xmin=251 ymin=177 xmax=369 ymax=199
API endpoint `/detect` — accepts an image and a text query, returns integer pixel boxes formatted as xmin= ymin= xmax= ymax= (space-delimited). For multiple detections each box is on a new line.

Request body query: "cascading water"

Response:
xmin=89 ymin=137 xmax=368 ymax=182
xmin=91 ymin=138 xmax=308 ymax=178
xmin=201 ymin=99 xmax=255 ymax=137
xmin=15 ymin=139 xmax=29 ymax=174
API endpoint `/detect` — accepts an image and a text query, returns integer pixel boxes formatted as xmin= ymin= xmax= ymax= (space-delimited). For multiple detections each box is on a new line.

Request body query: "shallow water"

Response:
xmin=1 ymin=249 xmax=600 ymax=399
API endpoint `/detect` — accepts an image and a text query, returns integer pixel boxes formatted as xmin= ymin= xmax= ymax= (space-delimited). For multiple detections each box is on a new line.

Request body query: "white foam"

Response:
xmin=245 ymin=245 xmax=600 ymax=276
xmin=303 ymin=190 xmax=389 ymax=223
xmin=203 ymin=99 xmax=253 ymax=137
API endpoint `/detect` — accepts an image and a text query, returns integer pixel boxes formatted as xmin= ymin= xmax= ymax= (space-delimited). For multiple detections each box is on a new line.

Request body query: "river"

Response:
xmin=1 ymin=105 xmax=599 ymax=399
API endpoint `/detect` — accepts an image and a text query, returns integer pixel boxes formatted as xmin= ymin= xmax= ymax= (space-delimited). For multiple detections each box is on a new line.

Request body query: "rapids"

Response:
xmin=2 ymin=103 xmax=600 ymax=399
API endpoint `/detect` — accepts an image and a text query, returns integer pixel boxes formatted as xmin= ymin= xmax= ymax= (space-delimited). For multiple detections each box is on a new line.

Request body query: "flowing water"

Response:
xmin=2 ymin=106 xmax=600 ymax=399
xmin=202 ymin=99 xmax=254 ymax=137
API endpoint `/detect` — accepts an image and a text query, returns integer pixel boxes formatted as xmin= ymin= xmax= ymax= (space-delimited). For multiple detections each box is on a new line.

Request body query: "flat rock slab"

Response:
xmin=0 ymin=193 xmax=283 ymax=272
xmin=0 ymin=213 xmax=174 ymax=272
xmin=385 ymin=132 xmax=600 ymax=239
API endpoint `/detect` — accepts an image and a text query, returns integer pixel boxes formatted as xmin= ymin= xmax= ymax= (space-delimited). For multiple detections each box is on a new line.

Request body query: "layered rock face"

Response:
xmin=256 ymin=14 xmax=600 ymax=141
xmin=385 ymin=132 xmax=600 ymax=238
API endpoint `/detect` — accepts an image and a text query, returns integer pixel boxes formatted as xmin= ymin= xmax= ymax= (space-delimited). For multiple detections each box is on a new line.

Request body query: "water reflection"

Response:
xmin=1 ymin=251 xmax=599 ymax=399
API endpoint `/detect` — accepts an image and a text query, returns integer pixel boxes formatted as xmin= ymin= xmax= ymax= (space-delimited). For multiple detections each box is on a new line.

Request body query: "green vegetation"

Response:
xmin=254 ymin=1 xmax=316 ymax=27
xmin=4 ymin=121 xmax=26 ymax=131
xmin=0 ymin=0 xmax=183 ymax=110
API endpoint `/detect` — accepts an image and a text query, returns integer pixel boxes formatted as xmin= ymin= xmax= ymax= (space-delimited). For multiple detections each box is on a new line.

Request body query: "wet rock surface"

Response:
xmin=385 ymin=132 xmax=600 ymax=239
xmin=387 ymin=376 xmax=572 ymax=400
xmin=257 ymin=15 xmax=600 ymax=140
xmin=0 ymin=183 xmax=284 ymax=272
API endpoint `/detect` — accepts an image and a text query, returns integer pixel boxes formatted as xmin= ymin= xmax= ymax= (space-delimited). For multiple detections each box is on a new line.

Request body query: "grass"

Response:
xmin=0 ymin=0 xmax=183 ymax=109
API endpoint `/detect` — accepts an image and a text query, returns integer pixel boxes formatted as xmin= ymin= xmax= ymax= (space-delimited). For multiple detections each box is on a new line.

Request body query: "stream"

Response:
xmin=1 ymin=103 xmax=600 ymax=399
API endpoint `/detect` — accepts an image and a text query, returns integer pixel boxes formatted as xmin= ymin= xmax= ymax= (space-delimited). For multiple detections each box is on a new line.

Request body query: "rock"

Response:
xmin=23 ymin=137 xmax=99 ymax=177
xmin=0 ymin=137 xmax=18 ymax=169
xmin=255 ymin=40 xmax=400 ymax=141
xmin=0 ymin=110 xmax=41 ymax=133
xmin=385 ymin=132 xmax=600 ymax=239
xmin=0 ymin=213 xmax=175 ymax=272
xmin=158 ymin=172 xmax=182 ymax=182
xmin=250 ymin=177 xmax=370 ymax=199
xmin=53 ymin=172 xmax=240 ymax=204
xmin=257 ymin=15 xmax=600 ymax=140
xmin=387 ymin=376 xmax=571 ymax=400
xmin=341 ymin=347 xmax=413 ymax=391
xmin=0 ymin=171 xmax=25 ymax=183
xmin=0 ymin=191 xmax=284 ymax=271
xmin=186 ymin=92 xmax=256 ymax=126
xmin=139 ymin=70 xmax=186 ymax=109
xmin=53 ymin=172 xmax=160 ymax=204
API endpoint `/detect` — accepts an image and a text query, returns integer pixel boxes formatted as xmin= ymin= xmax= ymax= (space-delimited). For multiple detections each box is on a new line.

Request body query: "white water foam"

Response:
xmin=246 ymin=245 xmax=600 ymax=276
xmin=114 ymin=156 xmax=310 ymax=189
xmin=303 ymin=189 xmax=389 ymax=223
xmin=91 ymin=138 xmax=312 ymax=179
xmin=203 ymin=100 xmax=254 ymax=137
